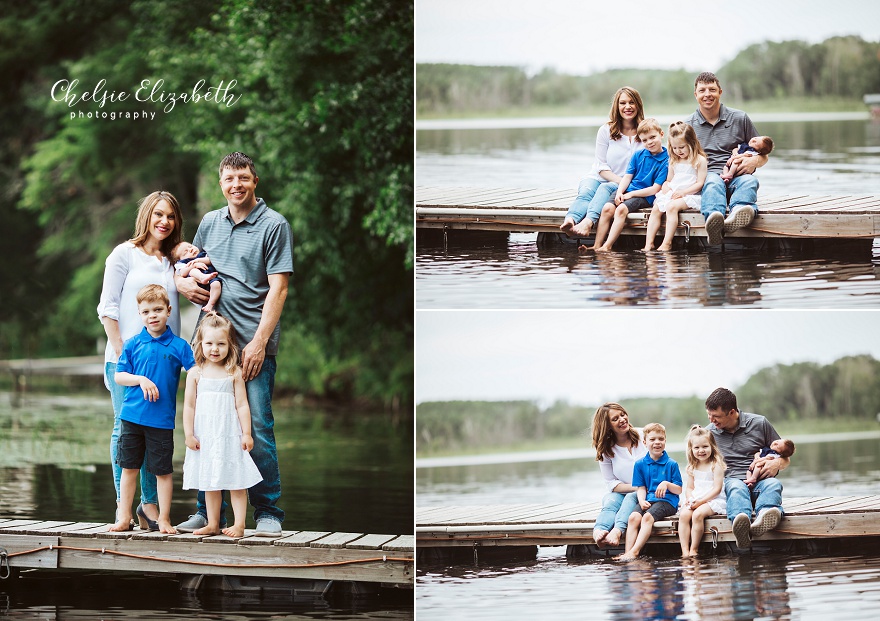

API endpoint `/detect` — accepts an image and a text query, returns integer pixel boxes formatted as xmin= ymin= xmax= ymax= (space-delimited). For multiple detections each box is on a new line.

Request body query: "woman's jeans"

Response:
xmin=192 ymin=356 xmax=284 ymax=525
xmin=594 ymin=491 xmax=640 ymax=533
xmin=723 ymin=476 xmax=784 ymax=522
xmin=107 ymin=362 xmax=158 ymax=506
xmin=566 ymin=179 xmax=619 ymax=225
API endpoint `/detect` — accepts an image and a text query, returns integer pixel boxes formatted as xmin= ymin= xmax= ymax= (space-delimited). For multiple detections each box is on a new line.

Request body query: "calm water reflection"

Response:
xmin=0 ymin=391 xmax=413 ymax=619
xmin=416 ymin=117 xmax=880 ymax=308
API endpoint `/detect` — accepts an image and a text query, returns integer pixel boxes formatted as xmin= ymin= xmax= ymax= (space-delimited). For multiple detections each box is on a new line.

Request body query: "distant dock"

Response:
xmin=0 ymin=519 xmax=413 ymax=592
xmin=416 ymin=496 xmax=880 ymax=563
xmin=0 ymin=355 xmax=104 ymax=391
xmin=416 ymin=186 xmax=880 ymax=250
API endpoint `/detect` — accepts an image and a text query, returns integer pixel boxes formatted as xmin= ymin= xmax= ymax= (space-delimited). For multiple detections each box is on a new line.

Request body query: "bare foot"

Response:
xmin=642 ymin=245 xmax=654 ymax=252
xmin=657 ymin=244 xmax=672 ymax=252
xmin=109 ymin=516 xmax=133 ymax=532
xmin=593 ymin=529 xmax=609 ymax=548
xmin=617 ymin=552 xmax=638 ymax=561
xmin=604 ymin=528 xmax=622 ymax=547
xmin=560 ymin=217 xmax=575 ymax=235
xmin=596 ymin=245 xmax=611 ymax=252
xmin=202 ymin=303 xmax=215 ymax=312
xmin=222 ymin=524 xmax=246 ymax=538
xmin=688 ymin=549 xmax=700 ymax=557
xmin=158 ymin=520 xmax=178 ymax=535
xmin=577 ymin=244 xmax=591 ymax=254
xmin=193 ymin=525 xmax=221 ymax=536
xmin=571 ymin=220 xmax=593 ymax=237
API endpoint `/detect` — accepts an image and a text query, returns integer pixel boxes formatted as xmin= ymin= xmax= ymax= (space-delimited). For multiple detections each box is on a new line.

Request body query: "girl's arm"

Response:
xmin=233 ymin=368 xmax=254 ymax=451
xmin=675 ymin=157 xmax=708 ymax=198
xmin=183 ymin=371 xmax=199 ymax=450
xmin=707 ymin=464 xmax=725 ymax=502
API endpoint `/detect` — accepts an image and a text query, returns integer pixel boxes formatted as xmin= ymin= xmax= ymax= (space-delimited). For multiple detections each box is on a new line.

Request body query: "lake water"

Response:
xmin=416 ymin=434 xmax=880 ymax=620
xmin=0 ymin=390 xmax=414 ymax=619
xmin=416 ymin=115 xmax=880 ymax=308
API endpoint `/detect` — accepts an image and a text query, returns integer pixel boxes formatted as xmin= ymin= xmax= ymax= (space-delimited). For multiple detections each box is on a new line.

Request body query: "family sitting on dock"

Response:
xmin=590 ymin=388 xmax=795 ymax=560
xmin=561 ymin=72 xmax=772 ymax=248
xmin=97 ymin=151 xmax=293 ymax=538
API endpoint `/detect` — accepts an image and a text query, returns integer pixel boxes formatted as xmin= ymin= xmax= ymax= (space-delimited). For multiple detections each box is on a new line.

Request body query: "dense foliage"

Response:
xmin=0 ymin=0 xmax=413 ymax=408
xmin=417 ymin=35 xmax=880 ymax=115
xmin=417 ymin=356 xmax=880 ymax=454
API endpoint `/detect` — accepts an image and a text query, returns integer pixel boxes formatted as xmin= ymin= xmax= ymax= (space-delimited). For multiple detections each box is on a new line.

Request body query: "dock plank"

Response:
xmin=311 ymin=532 xmax=365 ymax=548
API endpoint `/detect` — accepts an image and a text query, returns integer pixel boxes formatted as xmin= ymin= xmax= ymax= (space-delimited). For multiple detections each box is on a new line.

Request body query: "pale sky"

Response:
xmin=416 ymin=0 xmax=880 ymax=75
xmin=416 ymin=310 xmax=880 ymax=405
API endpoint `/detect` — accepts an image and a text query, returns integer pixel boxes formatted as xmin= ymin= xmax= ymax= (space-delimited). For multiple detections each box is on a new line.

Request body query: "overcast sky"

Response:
xmin=416 ymin=0 xmax=880 ymax=75
xmin=416 ymin=311 xmax=880 ymax=405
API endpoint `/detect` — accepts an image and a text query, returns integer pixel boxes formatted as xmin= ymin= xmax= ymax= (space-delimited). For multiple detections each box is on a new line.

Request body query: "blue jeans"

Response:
xmin=594 ymin=491 xmax=640 ymax=533
xmin=106 ymin=362 xmax=158 ymax=506
xmin=566 ymin=179 xmax=619 ymax=225
xmin=701 ymin=172 xmax=760 ymax=220
xmin=193 ymin=356 xmax=284 ymax=525
xmin=723 ymin=477 xmax=783 ymax=522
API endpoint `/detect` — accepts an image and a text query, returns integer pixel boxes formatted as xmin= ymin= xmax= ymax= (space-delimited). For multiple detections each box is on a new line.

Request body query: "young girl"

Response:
xmin=678 ymin=425 xmax=726 ymax=557
xmin=643 ymin=122 xmax=707 ymax=252
xmin=182 ymin=312 xmax=262 ymax=537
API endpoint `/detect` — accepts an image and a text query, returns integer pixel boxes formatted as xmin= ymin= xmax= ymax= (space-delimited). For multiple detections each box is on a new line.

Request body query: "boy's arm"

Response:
xmin=114 ymin=371 xmax=158 ymax=402
xmin=614 ymin=173 xmax=634 ymax=203
xmin=233 ymin=368 xmax=254 ymax=451
xmin=637 ymin=486 xmax=650 ymax=509
xmin=625 ymin=183 xmax=662 ymax=199
xmin=182 ymin=371 xmax=199 ymax=450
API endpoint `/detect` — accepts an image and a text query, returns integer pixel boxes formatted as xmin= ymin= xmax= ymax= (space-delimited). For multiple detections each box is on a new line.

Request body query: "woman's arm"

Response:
xmin=97 ymin=245 xmax=128 ymax=355
xmin=101 ymin=317 xmax=124 ymax=358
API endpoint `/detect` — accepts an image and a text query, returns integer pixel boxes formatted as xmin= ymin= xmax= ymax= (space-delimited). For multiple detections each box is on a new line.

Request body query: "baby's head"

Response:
xmin=748 ymin=135 xmax=774 ymax=155
xmin=172 ymin=241 xmax=200 ymax=262
xmin=770 ymin=438 xmax=795 ymax=458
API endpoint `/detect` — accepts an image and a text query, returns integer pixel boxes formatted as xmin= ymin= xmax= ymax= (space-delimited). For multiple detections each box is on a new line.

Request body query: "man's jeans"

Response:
xmin=724 ymin=476 xmax=783 ymax=522
xmin=701 ymin=172 xmax=760 ymax=220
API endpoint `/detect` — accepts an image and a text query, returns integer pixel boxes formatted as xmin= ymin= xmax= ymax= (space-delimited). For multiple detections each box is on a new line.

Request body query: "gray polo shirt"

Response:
xmin=686 ymin=104 xmax=759 ymax=173
xmin=707 ymin=411 xmax=781 ymax=480
xmin=193 ymin=198 xmax=294 ymax=355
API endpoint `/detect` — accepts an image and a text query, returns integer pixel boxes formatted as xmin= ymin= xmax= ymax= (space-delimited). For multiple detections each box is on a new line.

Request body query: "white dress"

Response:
xmin=690 ymin=467 xmax=726 ymax=514
xmin=183 ymin=374 xmax=263 ymax=491
xmin=653 ymin=162 xmax=702 ymax=213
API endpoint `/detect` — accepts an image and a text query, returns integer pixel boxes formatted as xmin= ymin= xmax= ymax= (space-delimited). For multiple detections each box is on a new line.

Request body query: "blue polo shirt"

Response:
xmin=625 ymin=147 xmax=669 ymax=205
xmin=632 ymin=450 xmax=683 ymax=509
xmin=117 ymin=327 xmax=196 ymax=430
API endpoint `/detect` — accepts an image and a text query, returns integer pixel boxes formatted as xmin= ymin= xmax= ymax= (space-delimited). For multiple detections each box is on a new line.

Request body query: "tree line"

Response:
xmin=0 ymin=0 xmax=413 ymax=408
xmin=416 ymin=355 xmax=880 ymax=455
xmin=417 ymin=35 xmax=880 ymax=115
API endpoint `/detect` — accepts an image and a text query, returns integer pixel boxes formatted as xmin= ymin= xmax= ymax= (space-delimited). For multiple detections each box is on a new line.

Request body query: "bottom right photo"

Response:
xmin=415 ymin=310 xmax=880 ymax=620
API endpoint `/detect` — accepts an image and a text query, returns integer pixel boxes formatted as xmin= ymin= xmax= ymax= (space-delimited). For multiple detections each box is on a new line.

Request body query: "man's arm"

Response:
xmin=755 ymin=455 xmax=789 ymax=479
xmin=730 ymin=151 xmax=767 ymax=175
xmin=241 ymin=272 xmax=290 ymax=381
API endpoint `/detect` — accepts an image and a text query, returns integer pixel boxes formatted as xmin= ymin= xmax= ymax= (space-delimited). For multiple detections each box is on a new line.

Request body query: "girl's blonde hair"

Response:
xmin=193 ymin=311 xmax=240 ymax=372
xmin=685 ymin=424 xmax=727 ymax=475
xmin=608 ymin=87 xmax=645 ymax=141
xmin=667 ymin=121 xmax=706 ymax=167
xmin=130 ymin=190 xmax=184 ymax=261
xmin=591 ymin=403 xmax=640 ymax=462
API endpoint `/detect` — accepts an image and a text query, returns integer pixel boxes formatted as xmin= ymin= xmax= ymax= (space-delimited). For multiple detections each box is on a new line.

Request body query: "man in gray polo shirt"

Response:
xmin=176 ymin=152 xmax=294 ymax=536
xmin=705 ymin=387 xmax=790 ymax=549
xmin=686 ymin=72 xmax=769 ymax=245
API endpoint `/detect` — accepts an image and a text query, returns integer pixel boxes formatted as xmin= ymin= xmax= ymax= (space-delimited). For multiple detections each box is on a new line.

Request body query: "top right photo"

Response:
xmin=416 ymin=0 xmax=880 ymax=309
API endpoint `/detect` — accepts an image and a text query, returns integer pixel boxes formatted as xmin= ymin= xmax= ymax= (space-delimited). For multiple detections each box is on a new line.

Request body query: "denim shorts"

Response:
xmin=117 ymin=419 xmax=174 ymax=476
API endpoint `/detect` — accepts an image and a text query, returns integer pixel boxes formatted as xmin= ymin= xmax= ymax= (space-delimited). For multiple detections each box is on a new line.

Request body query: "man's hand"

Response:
xmin=756 ymin=458 xmax=785 ymax=479
xmin=177 ymin=275 xmax=210 ymax=306
xmin=241 ymin=338 xmax=267 ymax=381
xmin=728 ymin=153 xmax=761 ymax=175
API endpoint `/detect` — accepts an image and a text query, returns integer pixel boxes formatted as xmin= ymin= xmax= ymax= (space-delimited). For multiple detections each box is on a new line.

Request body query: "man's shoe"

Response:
xmin=732 ymin=513 xmax=752 ymax=549
xmin=255 ymin=518 xmax=283 ymax=537
xmin=705 ymin=211 xmax=725 ymax=245
xmin=750 ymin=508 xmax=782 ymax=539
xmin=723 ymin=205 xmax=756 ymax=234
xmin=175 ymin=514 xmax=208 ymax=533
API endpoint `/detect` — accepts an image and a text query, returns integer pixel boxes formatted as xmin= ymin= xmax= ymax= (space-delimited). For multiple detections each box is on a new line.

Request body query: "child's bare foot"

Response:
xmin=193 ymin=524 xmax=221 ymax=536
xmin=688 ymin=549 xmax=700 ymax=557
xmin=577 ymin=244 xmax=592 ymax=254
xmin=560 ymin=217 xmax=575 ymax=235
xmin=109 ymin=516 xmax=133 ymax=532
xmin=642 ymin=245 xmax=654 ymax=252
xmin=222 ymin=524 xmax=246 ymax=538
xmin=657 ymin=243 xmax=672 ymax=252
xmin=571 ymin=220 xmax=593 ymax=237
xmin=617 ymin=552 xmax=638 ymax=561
xmin=158 ymin=519 xmax=178 ymax=535
xmin=202 ymin=303 xmax=215 ymax=312
xmin=596 ymin=244 xmax=611 ymax=252
xmin=604 ymin=527 xmax=622 ymax=547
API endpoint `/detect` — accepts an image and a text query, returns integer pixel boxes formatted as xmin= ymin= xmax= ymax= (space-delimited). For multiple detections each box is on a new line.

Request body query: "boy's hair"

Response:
xmin=667 ymin=121 xmax=706 ymax=166
xmin=136 ymin=284 xmax=170 ymax=307
xmin=608 ymin=86 xmax=645 ymax=141
xmin=642 ymin=422 xmax=666 ymax=438
xmin=636 ymin=117 xmax=662 ymax=137
xmin=776 ymin=438 xmax=796 ymax=458
xmin=695 ymin=71 xmax=720 ymax=89
xmin=705 ymin=387 xmax=737 ymax=412
xmin=193 ymin=311 xmax=240 ymax=372
xmin=591 ymin=402 xmax=640 ymax=462
xmin=684 ymin=424 xmax=727 ymax=475
xmin=219 ymin=152 xmax=257 ymax=178
xmin=755 ymin=136 xmax=774 ymax=155
xmin=130 ymin=191 xmax=183 ymax=261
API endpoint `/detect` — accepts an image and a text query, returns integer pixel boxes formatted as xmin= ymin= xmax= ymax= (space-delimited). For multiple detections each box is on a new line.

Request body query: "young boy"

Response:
xmin=745 ymin=438 xmax=795 ymax=488
xmin=110 ymin=284 xmax=196 ymax=533
xmin=589 ymin=118 xmax=669 ymax=252
xmin=172 ymin=241 xmax=221 ymax=312
xmin=618 ymin=422 xmax=683 ymax=561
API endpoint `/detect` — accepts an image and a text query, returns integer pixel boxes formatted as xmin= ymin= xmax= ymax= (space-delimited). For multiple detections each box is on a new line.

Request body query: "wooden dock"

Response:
xmin=417 ymin=496 xmax=880 ymax=561
xmin=416 ymin=187 xmax=880 ymax=243
xmin=0 ymin=519 xmax=413 ymax=588
xmin=0 ymin=355 xmax=104 ymax=391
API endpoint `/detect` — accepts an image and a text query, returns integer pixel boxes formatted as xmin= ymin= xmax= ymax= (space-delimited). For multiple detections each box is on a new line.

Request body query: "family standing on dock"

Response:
xmin=590 ymin=387 xmax=794 ymax=560
xmin=562 ymin=72 xmax=771 ymax=248
xmin=98 ymin=152 xmax=294 ymax=536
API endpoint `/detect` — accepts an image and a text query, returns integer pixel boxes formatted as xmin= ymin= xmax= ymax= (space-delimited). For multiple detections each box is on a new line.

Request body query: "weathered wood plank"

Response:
xmin=311 ymin=532 xmax=365 ymax=548
xmin=345 ymin=534 xmax=398 ymax=550
xmin=0 ymin=534 xmax=59 ymax=569
xmin=382 ymin=535 xmax=414 ymax=552
xmin=274 ymin=531 xmax=332 ymax=547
